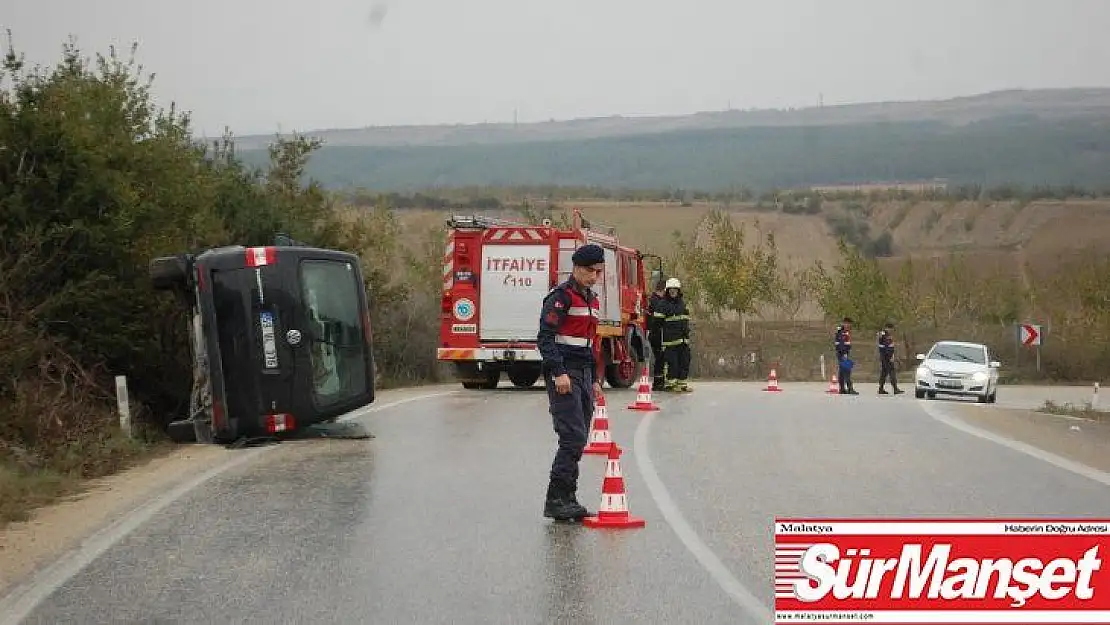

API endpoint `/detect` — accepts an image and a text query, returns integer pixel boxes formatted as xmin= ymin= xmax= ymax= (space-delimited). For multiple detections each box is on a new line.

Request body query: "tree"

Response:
xmin=672 ymin=209 xmax=781 ymax=332
xmin=810 ymin=239 xmax=902 ymax=331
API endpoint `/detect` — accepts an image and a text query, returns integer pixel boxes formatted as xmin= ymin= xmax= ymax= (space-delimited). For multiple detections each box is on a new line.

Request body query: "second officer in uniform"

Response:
xmin=537 ymin=243 xmax=606 ymax=521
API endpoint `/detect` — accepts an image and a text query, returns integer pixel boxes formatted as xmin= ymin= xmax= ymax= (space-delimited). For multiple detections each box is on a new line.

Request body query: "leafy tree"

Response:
xmin=810 ymin=239 xmax=902 ymax=331
xmin=672 ymin=209 xmax=780 ymax=323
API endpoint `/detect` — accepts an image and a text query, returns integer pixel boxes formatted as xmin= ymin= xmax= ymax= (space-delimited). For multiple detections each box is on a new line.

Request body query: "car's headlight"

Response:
xmin=916 ymin=366 xmax=931 ymax=378
xmin=972 ymin=371 xmax=988 ymax=383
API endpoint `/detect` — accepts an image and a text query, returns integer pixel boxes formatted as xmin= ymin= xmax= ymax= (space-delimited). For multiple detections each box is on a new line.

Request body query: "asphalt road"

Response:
xmin=7 ymin=381 xmax=1110 ymax=624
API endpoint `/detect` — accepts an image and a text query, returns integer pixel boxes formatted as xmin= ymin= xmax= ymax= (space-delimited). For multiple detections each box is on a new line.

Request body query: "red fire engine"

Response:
xmin=437 ymin=209 xmax=659 ymax=390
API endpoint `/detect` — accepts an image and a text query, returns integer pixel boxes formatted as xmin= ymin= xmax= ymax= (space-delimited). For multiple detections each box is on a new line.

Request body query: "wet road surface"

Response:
xmin=10 ymin=381 xmax=1110 ymax=624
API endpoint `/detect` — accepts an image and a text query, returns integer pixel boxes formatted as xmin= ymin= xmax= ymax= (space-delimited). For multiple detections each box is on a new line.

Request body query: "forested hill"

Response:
xmin=231 ymin=89 xmax=1110 ymax=192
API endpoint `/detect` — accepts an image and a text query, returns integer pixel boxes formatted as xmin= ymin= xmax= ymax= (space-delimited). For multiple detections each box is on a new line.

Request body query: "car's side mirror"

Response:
xmin=915 ymin=354 xmax=925 ymax=361
xmin=989 ymin=361 xmax=1000 ymax=368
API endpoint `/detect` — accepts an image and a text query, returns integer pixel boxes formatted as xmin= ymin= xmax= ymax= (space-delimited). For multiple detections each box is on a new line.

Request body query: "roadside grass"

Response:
xmin=0 ymin=430 xmax=173 ymax=526
xmin=1037 ymin=399 xmax=1110 ymax=422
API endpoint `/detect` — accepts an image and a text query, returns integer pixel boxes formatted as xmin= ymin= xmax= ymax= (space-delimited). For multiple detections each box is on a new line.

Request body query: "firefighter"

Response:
xmin=536 ymin=243 xmax=606 ymax=522
xmin=658 ymin=277 xmax=692 ymax=392
xmin=646 ymin=277 xmax=667 ymax=391
xmin=877 ymin=322 xmax=904 ymax=395
xmin=834 ymin=316 xmax=858 ymax=395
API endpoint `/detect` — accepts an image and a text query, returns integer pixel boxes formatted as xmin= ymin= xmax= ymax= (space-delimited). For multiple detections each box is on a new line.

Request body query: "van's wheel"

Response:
xmin=508 ymin=365 xmax=541 ymax=388
xmin=150 ymin=255 xmax=190 ymax=290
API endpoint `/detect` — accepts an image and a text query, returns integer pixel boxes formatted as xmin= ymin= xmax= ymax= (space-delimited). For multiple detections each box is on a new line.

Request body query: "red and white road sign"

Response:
xmin=774 ymin=518 xmax=1110 ymax=623
xmin=1020 ymin=323 xmax=1042 ymax=347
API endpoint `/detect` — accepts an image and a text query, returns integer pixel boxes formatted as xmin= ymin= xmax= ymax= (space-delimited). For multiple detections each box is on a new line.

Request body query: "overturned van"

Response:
xmin=151 ymin=241 xmax=376 ymax=444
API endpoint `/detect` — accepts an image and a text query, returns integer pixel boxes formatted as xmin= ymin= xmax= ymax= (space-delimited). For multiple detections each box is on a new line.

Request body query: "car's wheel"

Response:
xmin=988 ymin=391 xmax=997 ymax=403
xmin=915 ymin=389 xmax=925 ymax=399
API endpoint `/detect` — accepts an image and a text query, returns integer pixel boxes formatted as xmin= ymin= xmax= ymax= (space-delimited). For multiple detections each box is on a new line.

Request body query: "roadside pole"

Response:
xmin=115 ymin=375 xmax=133 ymax=439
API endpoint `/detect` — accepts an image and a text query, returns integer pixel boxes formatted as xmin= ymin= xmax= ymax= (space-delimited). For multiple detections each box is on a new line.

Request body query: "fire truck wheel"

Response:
xmin=508 ymin=365 xmax=541 ymax=388
xmin=456 ymin=363 xmax=500 ymax=390
xmin=605 ymin=360 xmax=639 ymax=389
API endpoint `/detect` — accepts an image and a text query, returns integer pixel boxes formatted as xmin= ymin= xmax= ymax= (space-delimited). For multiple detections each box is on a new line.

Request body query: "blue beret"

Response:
xmin=571 ymin=244 xmax=605 ymax=266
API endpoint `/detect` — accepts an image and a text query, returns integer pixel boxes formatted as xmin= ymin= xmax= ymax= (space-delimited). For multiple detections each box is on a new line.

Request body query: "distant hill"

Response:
xmin=230 ymin=88 xmax=1110 ymax=192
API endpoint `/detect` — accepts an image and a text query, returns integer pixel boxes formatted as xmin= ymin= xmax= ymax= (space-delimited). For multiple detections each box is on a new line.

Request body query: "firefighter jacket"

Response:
xmin=646 ymin=292 xmax=664 ymax=337
xmin=654 ymin=294 xmax=691 ymax=346
xmin=537 ymin=277 xmax=605 ymax=378
xmin=877 ymin=329 xmax=895 ymax=360
xmin=834 ymin=325 xmax=852 ymax=358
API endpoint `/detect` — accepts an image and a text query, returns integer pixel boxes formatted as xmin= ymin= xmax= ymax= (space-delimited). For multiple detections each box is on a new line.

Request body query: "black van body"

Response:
xmin=152 ymin=243 xmax=376 ymax=444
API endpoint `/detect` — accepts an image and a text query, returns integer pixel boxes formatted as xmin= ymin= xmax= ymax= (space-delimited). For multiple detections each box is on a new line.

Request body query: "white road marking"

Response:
xmin=633 ymin=410 xmax=773 ymax=623
xmin=0 ymin=390 xmax=457 ymax=625
xmin=919 ymin=400 xmax=1110 ymax=488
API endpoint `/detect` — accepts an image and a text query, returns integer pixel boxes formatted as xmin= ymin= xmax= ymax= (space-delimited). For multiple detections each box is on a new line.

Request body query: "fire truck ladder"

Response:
xmin=446 ymin=214 xmax=534 ymax=229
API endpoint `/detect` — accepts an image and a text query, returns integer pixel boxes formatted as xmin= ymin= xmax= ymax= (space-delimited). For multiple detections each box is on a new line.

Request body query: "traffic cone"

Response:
xmin=764 ymin=367 xmax=783 ymax=392
xmin=826 ymin=374 xmax=839 ymax=394
xmin=583 ymin=393 xmax=614 ymax=455
xmin=626 ymin=366 xmax=661 ymax=411
xmin=582 ymin=443 xmax=646 ymax=529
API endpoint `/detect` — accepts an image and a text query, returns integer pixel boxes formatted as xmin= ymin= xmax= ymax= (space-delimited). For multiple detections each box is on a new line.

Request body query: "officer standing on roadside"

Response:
xmin=835 ymin=316 xmax=858 ymax=395
xmin=537 ymin=243 xmax=606 ymax=522
xmin=646 ymin=276 xmax=667 ymax=391
xmin=877 ymin=321 xmax=904 ymax=395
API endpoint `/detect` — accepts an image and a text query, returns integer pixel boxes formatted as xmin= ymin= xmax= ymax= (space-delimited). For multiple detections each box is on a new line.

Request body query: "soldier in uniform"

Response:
xmin=536 ymin=243 xmax=606 ymax=522
xmin=877 ymin=321 xmax=904 ymax=395
xmin=834 ymin=316 xmax=858 ymax=395
xmin=657 ymin=277 xmax=692 ymax=392
xmin=646 ymin=277 xmax=667 ymax=391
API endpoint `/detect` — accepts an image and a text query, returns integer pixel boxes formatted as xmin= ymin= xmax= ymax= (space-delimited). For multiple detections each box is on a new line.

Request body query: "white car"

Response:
xmin=914 ymin=340 xmax=1000 ymax=403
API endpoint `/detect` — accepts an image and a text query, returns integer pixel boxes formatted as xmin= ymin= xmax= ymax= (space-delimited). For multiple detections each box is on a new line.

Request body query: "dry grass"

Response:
xmin=1038 ymin=399 xmax=1110 ymax=422
xmin=396 ymin=198 xmax=1110 ymax=280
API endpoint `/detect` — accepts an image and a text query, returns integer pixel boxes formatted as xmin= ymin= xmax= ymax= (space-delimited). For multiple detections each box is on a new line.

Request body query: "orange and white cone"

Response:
xmin=764 ymin=368 xmax=783 ymax=392
xmin=626 ymin=366 xmax=661 ymax=411
xmin=582 ymin=443 xmax=646 ymax=529
xmin=826 ymin=374 xmax=839 ymax=394
xmin=583 ymin=393 xmax=614 ymax=455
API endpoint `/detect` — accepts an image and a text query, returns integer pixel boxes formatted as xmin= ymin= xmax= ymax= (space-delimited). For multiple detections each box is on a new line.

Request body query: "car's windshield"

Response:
xmin=928 ymin=344 xmax=986 ymax=364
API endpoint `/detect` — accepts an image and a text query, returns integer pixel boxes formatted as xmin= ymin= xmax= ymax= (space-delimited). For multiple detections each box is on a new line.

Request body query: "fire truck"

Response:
xmin=437 ymin=209 xmax=660 ymax=390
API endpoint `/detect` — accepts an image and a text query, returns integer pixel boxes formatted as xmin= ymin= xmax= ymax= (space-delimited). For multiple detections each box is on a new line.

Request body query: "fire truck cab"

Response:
xmin=438 ymin=209 xmax=655 ymax=390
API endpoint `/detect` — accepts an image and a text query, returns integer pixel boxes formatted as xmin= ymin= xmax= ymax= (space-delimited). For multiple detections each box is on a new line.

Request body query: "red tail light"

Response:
xmin=265 ymin=413 xmax=295 ymax=433
xmin=245 ymin=246 xmax=277 ymax=267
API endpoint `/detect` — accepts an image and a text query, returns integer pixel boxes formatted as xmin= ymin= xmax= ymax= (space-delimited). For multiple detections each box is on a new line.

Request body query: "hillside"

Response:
xmin=233 ymin=116 xmax=1110 ymax=193
xmin=230 ymin=88 xmax=1110 ymax=149
xmin=394 ymin=197 xmax=1110 ymax=320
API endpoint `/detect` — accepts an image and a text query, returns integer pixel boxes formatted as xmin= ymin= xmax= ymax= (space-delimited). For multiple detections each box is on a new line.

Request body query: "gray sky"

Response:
xmin=6 ymin=0 xmax=1110 ymax=137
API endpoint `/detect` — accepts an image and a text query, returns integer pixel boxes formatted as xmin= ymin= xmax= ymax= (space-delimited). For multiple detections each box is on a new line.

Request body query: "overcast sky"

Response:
xmin=5 ymin=0 xmax=1110 ymax=137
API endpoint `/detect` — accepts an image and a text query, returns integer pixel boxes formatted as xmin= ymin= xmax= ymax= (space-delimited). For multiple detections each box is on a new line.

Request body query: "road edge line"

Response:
xmin=632 ymin=410 xmax=773 ymax=623
xmin=920 ymin=401 xmax=1110 ymax=488
xmin=0 ymin=389 xmax=457 ymax=625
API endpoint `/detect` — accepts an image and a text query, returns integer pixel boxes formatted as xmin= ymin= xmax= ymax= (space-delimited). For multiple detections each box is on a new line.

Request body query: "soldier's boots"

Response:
xmin=543 ymin=481 xmax=590 ymax=521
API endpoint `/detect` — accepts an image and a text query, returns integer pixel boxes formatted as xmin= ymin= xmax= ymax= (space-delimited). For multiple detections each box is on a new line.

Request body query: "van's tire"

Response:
xmin=150 ymin=255 xmax=190 ymax=290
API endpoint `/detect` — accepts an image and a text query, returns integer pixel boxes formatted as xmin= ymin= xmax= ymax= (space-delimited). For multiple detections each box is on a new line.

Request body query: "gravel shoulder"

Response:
xmin=0 ymin=445 xmax=233 ymax=596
